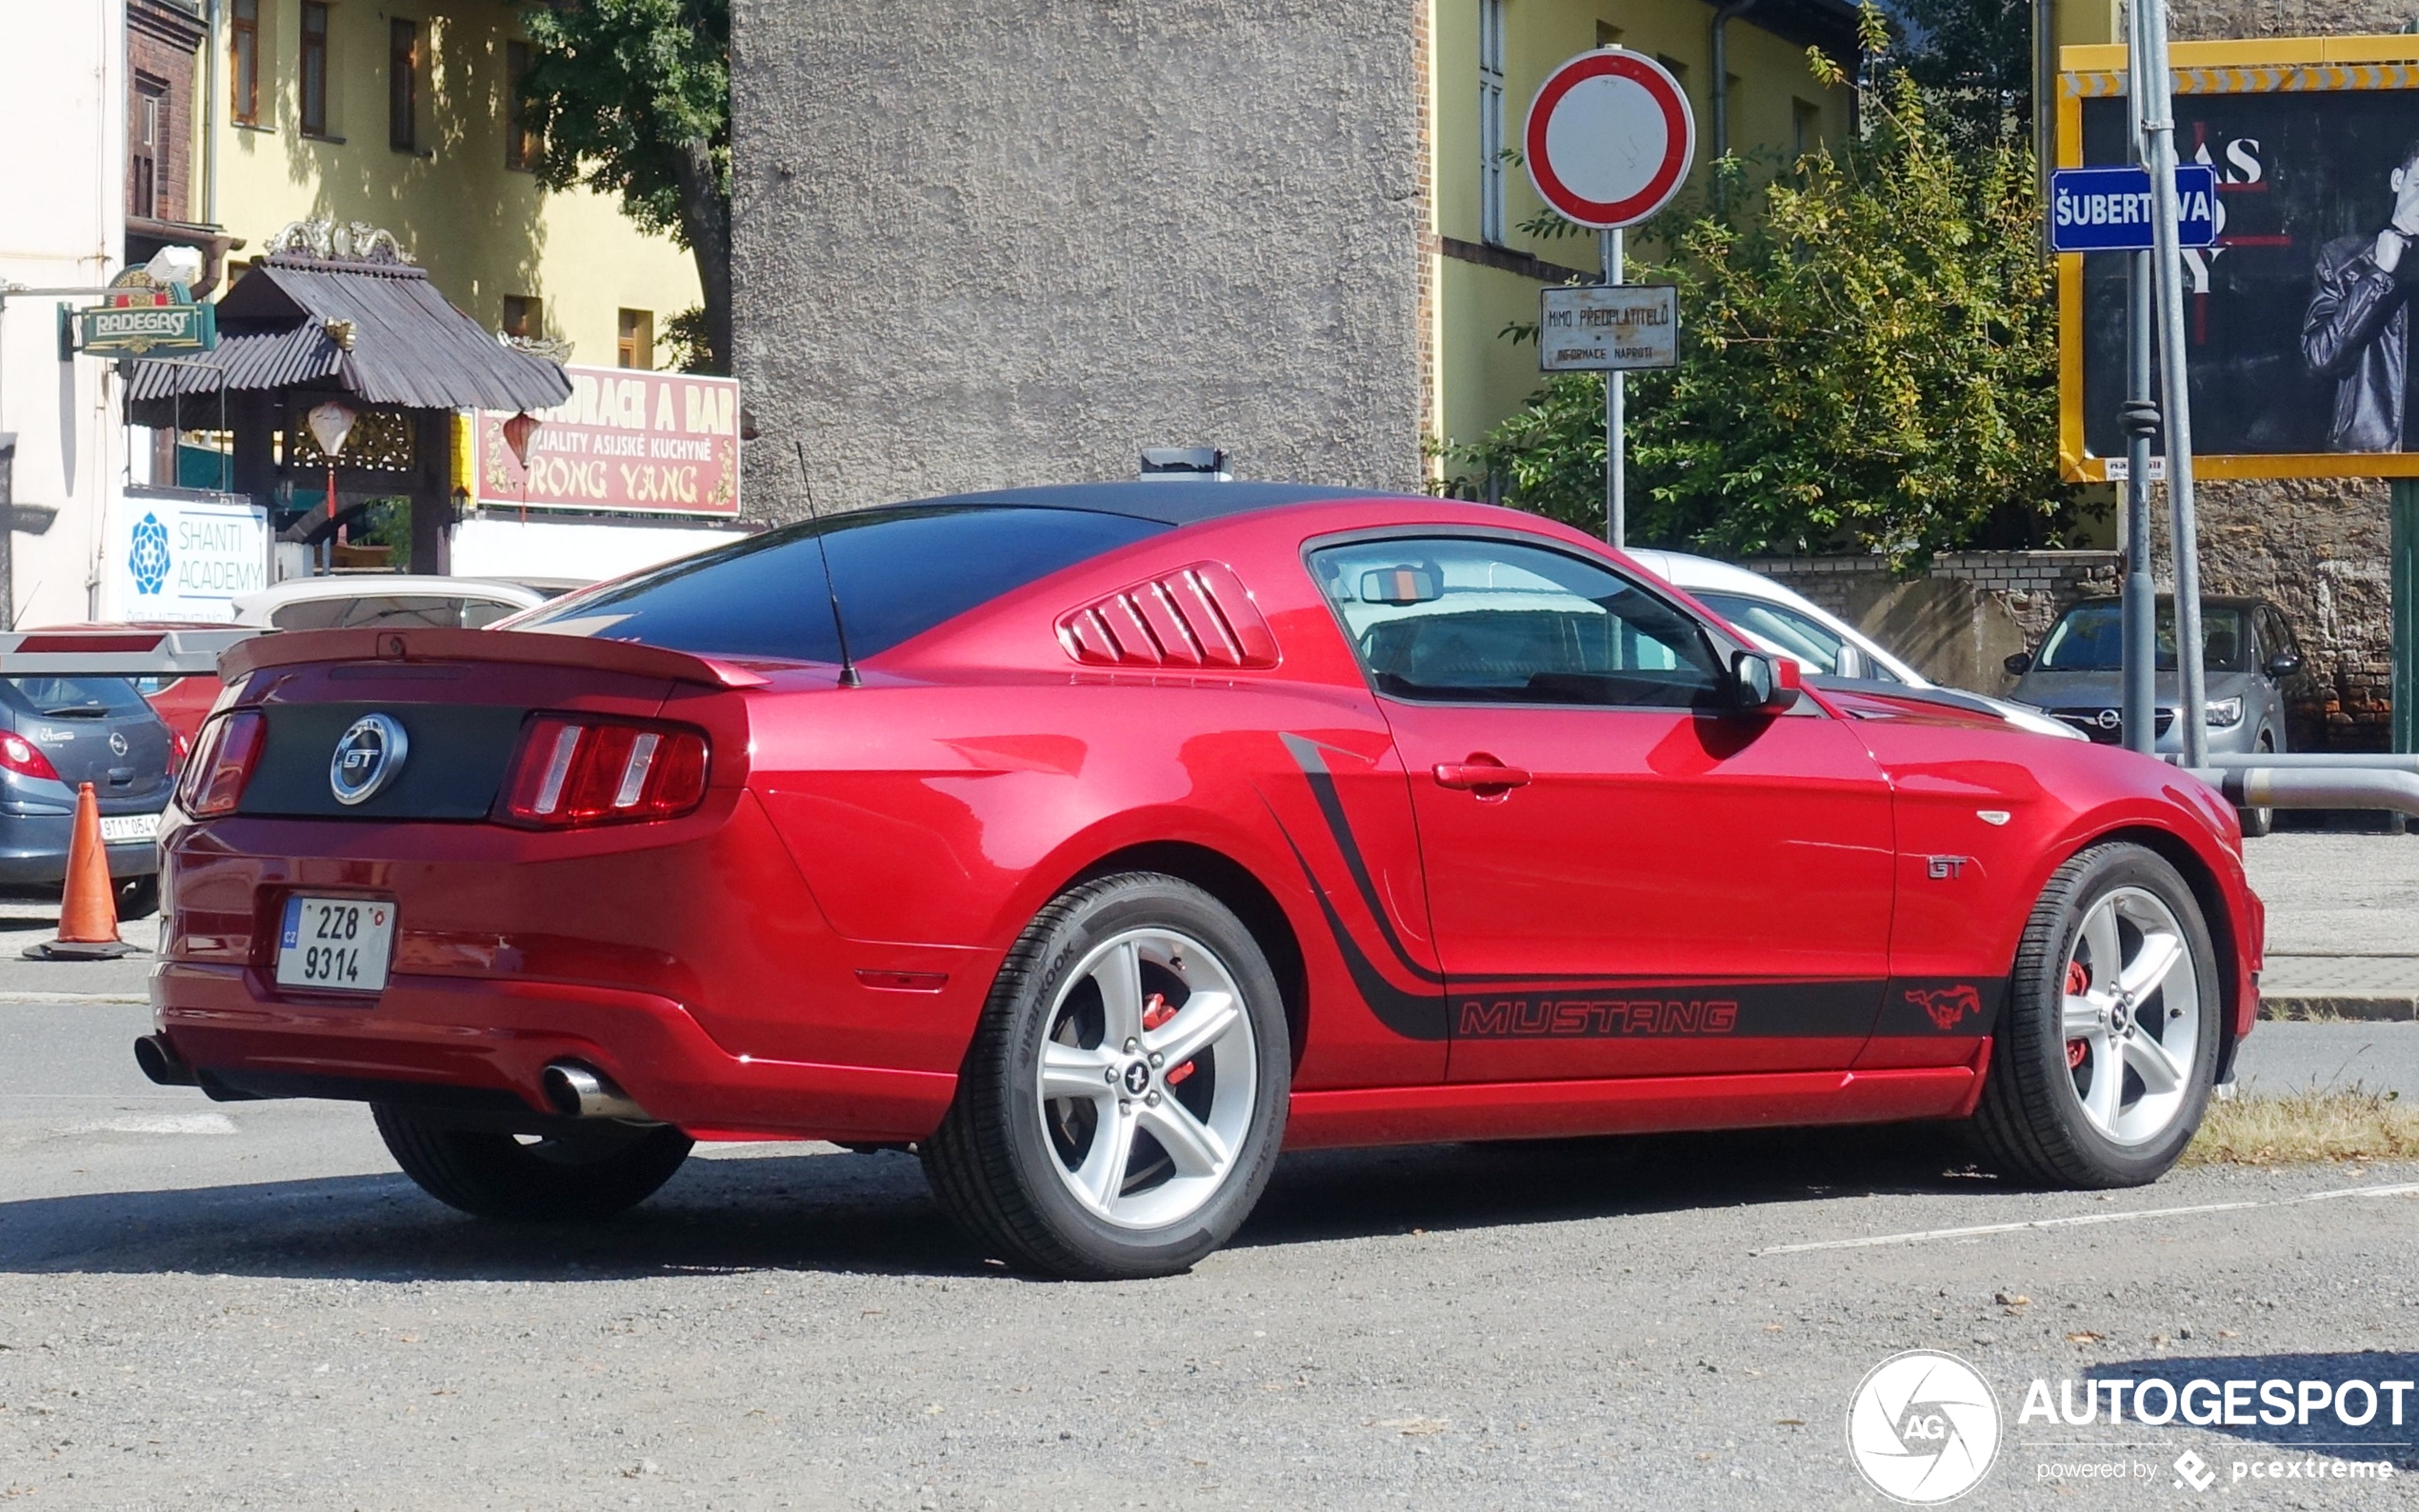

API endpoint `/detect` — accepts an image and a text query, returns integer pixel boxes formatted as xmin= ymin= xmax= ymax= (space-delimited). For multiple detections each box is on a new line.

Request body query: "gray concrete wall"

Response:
xmin=730 ymin=1 xmax=1429 ymax=520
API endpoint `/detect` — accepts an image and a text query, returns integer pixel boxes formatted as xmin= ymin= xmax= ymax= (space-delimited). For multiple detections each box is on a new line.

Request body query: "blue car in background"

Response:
xmin=0 ymin=675 xmax=176 ymax=916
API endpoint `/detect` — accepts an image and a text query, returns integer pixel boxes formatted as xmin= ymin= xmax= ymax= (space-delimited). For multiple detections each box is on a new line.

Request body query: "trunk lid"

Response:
xmin=5 ymin=676 xmax=174 ymax=802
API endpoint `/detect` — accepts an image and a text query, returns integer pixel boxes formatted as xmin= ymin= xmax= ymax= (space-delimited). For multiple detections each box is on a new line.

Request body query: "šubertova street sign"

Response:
xmin=2048 ymin=164 xmax=2220 ymax=253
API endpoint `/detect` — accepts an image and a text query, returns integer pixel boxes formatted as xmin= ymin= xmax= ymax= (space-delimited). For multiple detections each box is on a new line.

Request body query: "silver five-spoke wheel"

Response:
xmin=1037 ymin=927 xmax=1257 ymax=1230
xmin=2059 ymin=885 xmax=2202 ymax=1145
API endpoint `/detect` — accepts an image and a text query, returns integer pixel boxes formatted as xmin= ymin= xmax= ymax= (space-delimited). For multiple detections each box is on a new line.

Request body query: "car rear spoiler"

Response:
xmin=0 ymin=627 xmax=266 ymax=678
xmin=220 ymin=627 xmax=791 ymax=689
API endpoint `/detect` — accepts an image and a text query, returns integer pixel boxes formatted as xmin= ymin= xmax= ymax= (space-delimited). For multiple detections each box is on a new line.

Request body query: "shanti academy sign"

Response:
xmin=99 ymin=490 xmax=269 ymax=623
xmin=475 ymin=366 xmax=741 ymax=516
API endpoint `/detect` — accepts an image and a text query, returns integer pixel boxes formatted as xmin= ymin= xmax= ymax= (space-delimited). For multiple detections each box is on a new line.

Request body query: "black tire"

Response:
xmin=1967 ymin=842 xmax=2222 ymax=1187
xmin=2237 ymin=735 xmax=2276 ymax=838
xmin=921 ymin=872 xmax=1291 ymax=1280
xmin=372 ymin=1104 xmax=692 ymax=1220
xmin=115 ymin=875 xmax=159 ymax=921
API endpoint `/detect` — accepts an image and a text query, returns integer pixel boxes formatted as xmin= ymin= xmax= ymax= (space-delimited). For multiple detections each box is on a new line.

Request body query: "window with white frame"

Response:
xmin=1479 ymin=0 xmax=1507 ymax=246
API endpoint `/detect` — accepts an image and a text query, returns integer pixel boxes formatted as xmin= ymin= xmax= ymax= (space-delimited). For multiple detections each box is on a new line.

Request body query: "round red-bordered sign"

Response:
xmin=1522 ymin=49 xmax=1696 ymax=230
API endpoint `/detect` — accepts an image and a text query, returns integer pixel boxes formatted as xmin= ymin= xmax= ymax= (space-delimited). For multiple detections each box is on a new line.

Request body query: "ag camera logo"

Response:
xmin=1847 ymin=1350 xmax=2002 ymax=1503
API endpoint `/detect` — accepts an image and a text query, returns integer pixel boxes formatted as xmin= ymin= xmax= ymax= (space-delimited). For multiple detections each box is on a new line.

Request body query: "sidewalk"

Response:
xmin=2243 ymin=832 xmax=2419 ymax=1020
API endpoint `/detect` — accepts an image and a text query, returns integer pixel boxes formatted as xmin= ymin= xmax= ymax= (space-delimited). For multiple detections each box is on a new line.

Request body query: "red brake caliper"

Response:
xmin=1142 ymin=993 xmax=1196 ymax=1086
xmin=2064 ymin=960 xmax=2091 ymax=1069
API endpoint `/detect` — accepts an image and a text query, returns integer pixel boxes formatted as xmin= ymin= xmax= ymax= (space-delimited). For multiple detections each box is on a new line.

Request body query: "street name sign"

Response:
xmin=1539 ymin=285 xmax=1679 ymax=370
xmin=1522 ymin=50 xmax=1695 ymax=229
xmin=76 ymin=294 xmax=216 ymax=357
xmin=2048 ymin=165 xmax=2220 ymax=252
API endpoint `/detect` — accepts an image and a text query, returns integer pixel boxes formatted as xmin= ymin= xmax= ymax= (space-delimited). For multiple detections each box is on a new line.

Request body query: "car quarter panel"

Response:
xmin=1826 ymin=688 xmax=2263 ymax=1068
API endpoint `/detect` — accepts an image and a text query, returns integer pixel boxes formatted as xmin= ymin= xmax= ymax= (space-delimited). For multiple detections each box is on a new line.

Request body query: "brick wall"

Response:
xmin=1743 ymin=550 xmax=2120 ymax=643
xmin=128 ymin=0 xmax=204 ymax=226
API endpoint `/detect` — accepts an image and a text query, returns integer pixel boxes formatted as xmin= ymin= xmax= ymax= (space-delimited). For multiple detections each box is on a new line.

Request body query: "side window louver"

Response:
xmin=1056 ymin=562 xmax=1279 ymax=669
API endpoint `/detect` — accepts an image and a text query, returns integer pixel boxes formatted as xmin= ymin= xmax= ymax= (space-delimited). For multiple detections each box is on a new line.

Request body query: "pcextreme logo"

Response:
xmin=1847 ymin=1350 xmax=2003 ymax=1503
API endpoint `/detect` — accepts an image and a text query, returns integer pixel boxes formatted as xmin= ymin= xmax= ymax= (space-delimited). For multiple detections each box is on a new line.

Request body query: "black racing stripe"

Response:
xmin=1277 ymin=733 xmax=1445 ymax=986
xmin=1260 ymin=794 xmax=1449 ymax=1042
xmin=1450 ymin=980 xmax=1879 ymax=1040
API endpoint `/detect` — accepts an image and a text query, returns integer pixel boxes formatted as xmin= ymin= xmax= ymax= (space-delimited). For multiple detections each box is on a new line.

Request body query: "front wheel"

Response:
xmin=2237 ymin=735 xmax=2276 ymax=838
xmin=922 ymin=872 xmax=1291 ymax=1280
xmin=1966 ymin=842 xmax=2222 ymax=1187
xmin=373 ymin=1105 xmax=693 ymax=1220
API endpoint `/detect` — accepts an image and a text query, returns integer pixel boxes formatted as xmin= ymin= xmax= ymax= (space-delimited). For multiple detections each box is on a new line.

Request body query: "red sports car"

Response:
xmin=137 ymin=484 xmax=2263 ymax=1279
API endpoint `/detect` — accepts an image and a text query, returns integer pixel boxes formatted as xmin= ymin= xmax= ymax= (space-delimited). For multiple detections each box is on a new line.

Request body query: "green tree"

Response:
xmin=1458 ymin=23 xmax=2069 ymax=569
xmin=1890 ymin=0 xmax=2035 ymax=148
xmin=516 ymin=0 xmax=730 ymax=374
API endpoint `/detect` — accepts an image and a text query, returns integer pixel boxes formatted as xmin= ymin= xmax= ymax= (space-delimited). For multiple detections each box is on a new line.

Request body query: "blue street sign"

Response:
xmin=2048 ymin=165 xmax=2221 ymax=252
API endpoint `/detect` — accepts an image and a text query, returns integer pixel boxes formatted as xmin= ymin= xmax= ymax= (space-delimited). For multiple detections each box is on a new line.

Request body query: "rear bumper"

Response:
xmin=0 ymin=814 xmax=157 ymax=885
xmin=152 ymin=961 xmax=956 ymax=1142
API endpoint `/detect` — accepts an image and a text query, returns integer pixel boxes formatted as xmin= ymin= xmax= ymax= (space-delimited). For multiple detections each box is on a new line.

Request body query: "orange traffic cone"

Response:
xmin=26 ymin=783 xmax=135 ymax=960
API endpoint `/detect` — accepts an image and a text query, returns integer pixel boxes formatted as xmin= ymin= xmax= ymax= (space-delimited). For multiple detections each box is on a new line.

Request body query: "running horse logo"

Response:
xmin=1905 ymin=985 xmax=1983 ymax=1031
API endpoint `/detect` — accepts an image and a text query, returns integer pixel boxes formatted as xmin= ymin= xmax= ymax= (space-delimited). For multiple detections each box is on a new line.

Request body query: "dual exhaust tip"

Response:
xmin=134 ymin=1036 xmax=650 ymax=1124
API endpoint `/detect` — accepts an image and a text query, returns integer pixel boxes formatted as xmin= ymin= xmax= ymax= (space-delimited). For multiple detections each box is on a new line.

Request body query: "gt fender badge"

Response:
xmin=1926 ymin=855 xmax=1971 ymax=880
xmin=330 ymin=713 xmax=409 ymax=806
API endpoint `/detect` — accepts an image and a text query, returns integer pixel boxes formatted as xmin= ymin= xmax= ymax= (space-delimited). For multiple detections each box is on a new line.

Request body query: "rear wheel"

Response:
xmin=114 ymin=875 xmax=159 ymax=921
xmin=1967 ymin=842 xmax=2221 ymax=1187
xmin=922 ymin=873 xmax=1290 ymax=1280
xmin=372 ymin=1105 xmax=692 ymax=1220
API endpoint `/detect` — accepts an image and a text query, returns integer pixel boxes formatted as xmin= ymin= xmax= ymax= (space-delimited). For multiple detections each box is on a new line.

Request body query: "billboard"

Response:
xmin=472 ymin=365 xmax=741 ymax=516
xmin=2059 ymin=37 xmax=2419 ymax=481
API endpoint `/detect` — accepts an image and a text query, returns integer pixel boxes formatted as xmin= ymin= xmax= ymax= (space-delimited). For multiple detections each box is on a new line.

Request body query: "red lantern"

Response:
xmin=501 ymin=411 xmax=541 ymax=468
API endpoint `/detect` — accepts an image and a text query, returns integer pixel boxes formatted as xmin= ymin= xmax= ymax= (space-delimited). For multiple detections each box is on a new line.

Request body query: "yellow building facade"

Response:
xmin=1428 ymin=0 xmax=1858 ymax=464
xmin=204 ymin=0 xmax=699 ymax=368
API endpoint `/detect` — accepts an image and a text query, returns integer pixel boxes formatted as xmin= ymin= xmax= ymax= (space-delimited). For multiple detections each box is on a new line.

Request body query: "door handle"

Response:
xmin=1432 ymin=760 xmax=1531 ymax=791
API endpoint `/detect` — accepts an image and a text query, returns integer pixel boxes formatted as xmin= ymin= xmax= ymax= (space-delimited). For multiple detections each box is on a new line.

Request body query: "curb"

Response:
xmin=2258 ymin=993 xmax=2419 ymax=1022
xmin=0 ymin=991 xmax=148 ymax=1005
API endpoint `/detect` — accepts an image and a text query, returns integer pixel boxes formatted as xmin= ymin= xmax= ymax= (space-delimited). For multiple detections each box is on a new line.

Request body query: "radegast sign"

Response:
xmin=2049 ymin=164 xmax=2222 ymax=252
xmin=98 ymin=488 xmax=267 ymax=623
xmin=1538 ymin=284 xmax=1680 ymax=371
xmin=74 ymin=291 xmax=216 ymax=358
xmin=474 ymin=366 xmax=741 ymax=517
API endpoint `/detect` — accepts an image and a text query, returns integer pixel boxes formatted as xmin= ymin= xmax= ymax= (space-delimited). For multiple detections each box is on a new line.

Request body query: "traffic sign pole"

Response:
xmin=1604 ymin=228 xmax=1625 ymax=547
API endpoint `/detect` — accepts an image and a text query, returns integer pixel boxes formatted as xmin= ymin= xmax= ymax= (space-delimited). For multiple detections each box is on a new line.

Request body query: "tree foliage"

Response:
xmin=1456 ymin=20 xmax=2069 ymax=568
xmin=1889 ymin=0 xmax=2035 ymax=148
xmin=517 ymin=0 xmax=731 ymax=373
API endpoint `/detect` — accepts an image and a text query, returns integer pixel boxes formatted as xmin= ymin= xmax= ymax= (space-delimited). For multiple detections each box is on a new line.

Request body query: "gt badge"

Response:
xmin=1925 ymin=855 xmax=1970 ymax=880
xmin=330 ymin=713 xmax=410 ymax=806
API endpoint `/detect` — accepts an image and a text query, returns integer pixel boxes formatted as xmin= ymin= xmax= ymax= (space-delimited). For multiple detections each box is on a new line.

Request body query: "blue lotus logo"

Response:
xmin=130 ymin=512 xmax=170 ymax=596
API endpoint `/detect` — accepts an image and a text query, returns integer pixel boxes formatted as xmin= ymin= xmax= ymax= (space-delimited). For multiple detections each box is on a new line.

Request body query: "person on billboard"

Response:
xmin=2303 ymin=142 xmax=2419 ymax=451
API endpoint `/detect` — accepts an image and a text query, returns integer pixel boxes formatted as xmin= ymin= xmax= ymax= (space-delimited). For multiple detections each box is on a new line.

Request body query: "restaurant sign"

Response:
xmin=474 ymin=365 xmax=741 ymax=517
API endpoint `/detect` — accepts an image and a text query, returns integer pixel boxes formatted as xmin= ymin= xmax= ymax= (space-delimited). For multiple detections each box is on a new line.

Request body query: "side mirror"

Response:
xmin=2003 ymin=650 xmax=2033 ymax=675
xmin=2264 ymin=651 xmax=2303 ymax=678
xmin=1729 ymin=649 xmax=1802 ymax=713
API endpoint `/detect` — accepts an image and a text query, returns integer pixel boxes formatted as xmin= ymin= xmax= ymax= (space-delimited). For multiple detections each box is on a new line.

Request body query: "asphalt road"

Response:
xmin=4 ymin=995 xmax=2415 ymax=1510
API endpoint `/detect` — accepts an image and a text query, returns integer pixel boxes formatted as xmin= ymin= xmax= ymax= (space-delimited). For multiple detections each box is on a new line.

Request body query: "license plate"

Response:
xmin=275 ymin=896 xmax=394 ymax=993
xmin=99 ymin=812 xmax=160 ymax=844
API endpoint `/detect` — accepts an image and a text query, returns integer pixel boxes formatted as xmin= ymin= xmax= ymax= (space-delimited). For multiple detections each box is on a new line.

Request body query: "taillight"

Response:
xmin=0 ymin=733 xmax=60 ymax=782
xmin=496 ymin=716 xmax=709 ymax=828
xmin=170 ymin=728 xmax=191 ymax=776
xmin=180 ymin=710 xmax=267 ymax=817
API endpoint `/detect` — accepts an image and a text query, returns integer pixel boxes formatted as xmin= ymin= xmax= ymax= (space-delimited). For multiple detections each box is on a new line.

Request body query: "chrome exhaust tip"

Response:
xmin=539 ymin=1062 xmax=651 ymax=1121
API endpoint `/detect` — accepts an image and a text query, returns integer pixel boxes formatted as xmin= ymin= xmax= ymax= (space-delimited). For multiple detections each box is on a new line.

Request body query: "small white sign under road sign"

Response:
xmin=1539 ymin=285 xmax=1679 ymax=371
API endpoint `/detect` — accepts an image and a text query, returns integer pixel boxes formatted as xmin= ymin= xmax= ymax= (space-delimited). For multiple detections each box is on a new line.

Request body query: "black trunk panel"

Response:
xmin=239 ymin=702 xmax=528 ymax=820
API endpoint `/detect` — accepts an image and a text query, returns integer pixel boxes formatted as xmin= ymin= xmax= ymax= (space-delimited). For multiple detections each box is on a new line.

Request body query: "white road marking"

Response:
xmin=0 ymin=992 xmax=147 ymax=1005
xmin=58 ymin=1113 xmax=238 ymax=1136
xmin=1754 ymin=1181 xmax=2419 ymax=1255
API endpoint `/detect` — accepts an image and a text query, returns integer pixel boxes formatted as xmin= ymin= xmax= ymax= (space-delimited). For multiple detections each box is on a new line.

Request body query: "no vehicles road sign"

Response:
xmin=1523 ymin=50 xmax=1695 ymax=230
xmin=1539 ymin=285 xmax=1678 ymax=371
xmin=2049 ymin=165 xmax=2220 ymax=252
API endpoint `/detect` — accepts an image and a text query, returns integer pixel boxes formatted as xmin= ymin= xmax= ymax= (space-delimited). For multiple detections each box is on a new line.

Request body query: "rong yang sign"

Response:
xmin=474 ymin=366 xmax=741 ymax=517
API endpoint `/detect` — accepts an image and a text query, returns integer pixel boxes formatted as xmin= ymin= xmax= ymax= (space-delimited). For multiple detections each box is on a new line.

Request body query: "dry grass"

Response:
xmin=2183 ymin=1085 xmax=2419 ymax=1165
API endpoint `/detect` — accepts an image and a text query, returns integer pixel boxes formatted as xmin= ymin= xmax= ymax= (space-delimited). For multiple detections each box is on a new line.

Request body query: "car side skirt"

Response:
xmin=1283 ymin=1053 xmax=1989 ymax=1150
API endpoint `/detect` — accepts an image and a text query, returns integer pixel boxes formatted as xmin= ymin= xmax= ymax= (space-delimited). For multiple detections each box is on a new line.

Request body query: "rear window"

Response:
xmin=515 ymin=506 xmax=1166 ymax=662
xmin=5 ymin=676 xmax=150 ymax=717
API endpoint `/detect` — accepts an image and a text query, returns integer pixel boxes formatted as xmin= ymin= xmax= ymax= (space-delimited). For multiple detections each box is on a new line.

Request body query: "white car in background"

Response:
xmin=1624 ymin=548 xmax=2087 ymax=742
xmin=230 ymin=575 xmax=549 ymax=631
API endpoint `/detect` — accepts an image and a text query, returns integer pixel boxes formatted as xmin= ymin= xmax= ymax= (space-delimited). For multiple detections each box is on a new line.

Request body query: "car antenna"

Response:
xmin=793 ymin=439 xmax=860 ymax=688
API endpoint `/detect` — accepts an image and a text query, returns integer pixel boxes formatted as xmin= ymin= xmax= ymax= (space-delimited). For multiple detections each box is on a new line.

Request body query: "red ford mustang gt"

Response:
xmin=137 ymin=483 xmax=2263 ymax=1279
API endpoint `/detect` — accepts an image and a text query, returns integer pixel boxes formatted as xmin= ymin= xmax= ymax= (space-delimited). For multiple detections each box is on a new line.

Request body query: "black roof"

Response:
xmin=908 ymin=480 xmax=1434 ymax=527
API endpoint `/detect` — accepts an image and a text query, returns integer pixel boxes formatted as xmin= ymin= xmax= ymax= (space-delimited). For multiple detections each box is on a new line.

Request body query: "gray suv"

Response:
xmin=0 ymin=676 xmax=176 ymax=913
xmin=2005 ymin=596 xmax=2306 ymax=833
